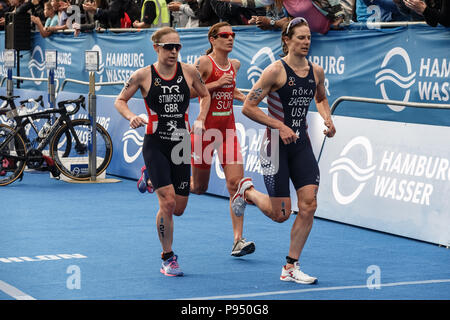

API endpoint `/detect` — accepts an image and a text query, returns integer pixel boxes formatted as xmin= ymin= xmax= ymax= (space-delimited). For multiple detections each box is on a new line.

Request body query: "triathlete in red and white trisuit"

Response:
xmin=190 ymin=22 xmax=255 ymax=258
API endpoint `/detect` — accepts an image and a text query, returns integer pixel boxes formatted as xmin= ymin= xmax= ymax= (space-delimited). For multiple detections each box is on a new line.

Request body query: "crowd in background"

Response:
xmin=0 ymin=0 xmax=447 ymax=38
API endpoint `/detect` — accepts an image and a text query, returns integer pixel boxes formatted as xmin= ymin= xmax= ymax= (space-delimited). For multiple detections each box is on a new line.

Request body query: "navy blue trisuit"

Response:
xmin=261 ymin=59 xmax=320 ymax=197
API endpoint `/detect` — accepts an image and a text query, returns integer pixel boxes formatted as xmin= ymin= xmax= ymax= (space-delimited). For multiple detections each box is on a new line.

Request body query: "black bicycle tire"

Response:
xmin=49 ymin=119 xmax=113 ymax=181
xmin=0 ymin=124 xmax=27 ymax=186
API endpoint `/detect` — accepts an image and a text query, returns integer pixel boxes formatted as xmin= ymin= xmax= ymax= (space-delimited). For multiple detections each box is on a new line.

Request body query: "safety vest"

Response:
xmin=141 ymin=0 xmax=170 ymax=28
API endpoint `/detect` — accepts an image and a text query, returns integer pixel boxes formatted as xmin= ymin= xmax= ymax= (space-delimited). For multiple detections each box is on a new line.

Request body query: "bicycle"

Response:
xmin=0 ymin=94 xmax=113 ymax=186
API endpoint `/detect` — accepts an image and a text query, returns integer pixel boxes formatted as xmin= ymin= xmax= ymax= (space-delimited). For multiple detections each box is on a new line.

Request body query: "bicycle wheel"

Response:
xmin=21 ymin=116 xmax=72 ymax=158
xmin=0 ymin=124 xmax=27 ymax=186
xmin=50 ymin=119 xmax=113 ymax=180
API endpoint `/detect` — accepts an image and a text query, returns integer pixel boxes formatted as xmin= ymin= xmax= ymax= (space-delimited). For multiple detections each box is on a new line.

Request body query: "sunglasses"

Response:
xmin=215 ymin=32 xmax=236 ymax=39
xmin=285 ymin=17 xmax=308 ymax=34
xmin=156 ymin=43 xmax=182 ymax=51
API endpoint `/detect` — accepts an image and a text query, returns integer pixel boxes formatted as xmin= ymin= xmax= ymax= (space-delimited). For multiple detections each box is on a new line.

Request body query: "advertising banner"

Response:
xmin=317 ymin=115 xmax=450 ymax=246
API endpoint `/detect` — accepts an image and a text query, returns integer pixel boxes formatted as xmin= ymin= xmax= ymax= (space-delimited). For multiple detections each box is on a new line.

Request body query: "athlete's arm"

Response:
xmin=114 ymin=68 xmax=148 ymax=129
xmin=184 ymin=63 xmax=211 ymax=134
xmin=242 ymin=62 xmax=298 ymax=144
xmin=314 ymin=65 xmax=336 ymax=138
xmin=196 ymin=55 xmax=234 ymax=92
xmin=231 ymin=59 xmax=246 ymax=102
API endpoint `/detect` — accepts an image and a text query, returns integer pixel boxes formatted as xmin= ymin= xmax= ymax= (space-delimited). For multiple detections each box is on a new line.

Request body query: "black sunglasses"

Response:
xmin=156 ymin=43 xmax=182 ymax=51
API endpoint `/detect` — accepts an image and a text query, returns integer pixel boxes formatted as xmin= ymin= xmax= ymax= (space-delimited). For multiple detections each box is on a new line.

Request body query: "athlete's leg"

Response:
xmin=245 ymin=188 xmax=292 ymax=223
xmin=190 ymin=165 xmax=211 ymax=194
xmin=223 ymin=162 xmax=245 ymax=242
xmin=287 ymin=184 xmax=318 ymax=265
xmin=155 ymin=184 xmax=178 ymax=254
xmin=174 ymin=194 xmax=189 ymax=216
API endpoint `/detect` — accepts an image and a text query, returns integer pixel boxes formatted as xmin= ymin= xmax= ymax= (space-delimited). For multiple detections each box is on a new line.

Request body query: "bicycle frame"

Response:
xmin=0 ymin=97 xmax=85 ymax=162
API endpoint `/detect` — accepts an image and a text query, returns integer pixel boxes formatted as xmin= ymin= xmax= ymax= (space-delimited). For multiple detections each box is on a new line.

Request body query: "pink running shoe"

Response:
xmin=137 ymin=165 xmax=154 ymax=193
xmin=160 ymin=255 xmax=184 ymax=277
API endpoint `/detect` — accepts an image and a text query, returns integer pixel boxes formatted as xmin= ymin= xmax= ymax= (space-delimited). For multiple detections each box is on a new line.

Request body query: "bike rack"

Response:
xmin=317 ymin=96 xmax=450 ymax=162
xmin=59 ymin=77 xmax=124 ymax=183
xmin=0 ymin=76 xmax=60 ymax=95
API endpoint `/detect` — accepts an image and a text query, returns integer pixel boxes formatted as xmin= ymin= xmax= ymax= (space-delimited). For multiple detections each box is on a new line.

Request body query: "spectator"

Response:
xmin=31 ymin=0 xmax=59 ymax=37
xmin=0 ymin=0 xmax=10 ymax=31
xmin=393 ymin=0 xmax=424 ymax=20
xmin=248 ymin=0 xmax=287 ymax=30
xmin=1 ymin=0 xmax=29 ymax=30
xmin=355 ymin=0 xmax=407 ymax=22
xmin=340 ymin=0 xmax=355 ymax=22
xmin=210 ymin=0 xmax=265 ymax=25
xmin=132 ymin=0 xmax=170 ymax=28
xmin=220 ymin=0 xmax=345 ymax=33
xmin=83 ymin=0 xmax=133 ymax=28
xmin=72 ymin=0 xmax=110 ymax=36
xmin=167 ymin=0 xmax=199 ymax=27
xmin=31 ymin=0 xmax=45 ymax=24
xmin=399 ymin=0 xmax=449 ymax=26
xmin=42 ymin=0 xmax=69 ymax=33
xmin=195 ymin=0 xmax=220 ymax=26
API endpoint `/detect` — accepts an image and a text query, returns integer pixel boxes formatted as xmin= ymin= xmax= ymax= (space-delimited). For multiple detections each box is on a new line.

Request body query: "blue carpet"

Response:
xmin=1 ymin=171 xmax=449 ymax=300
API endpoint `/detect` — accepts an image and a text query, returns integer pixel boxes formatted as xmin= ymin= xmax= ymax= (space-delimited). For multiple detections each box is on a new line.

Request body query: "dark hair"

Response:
xmin=281 ymin=17 xmax=309 ymax=56
xmin=205 ymin=22 xmax=232 ymax=55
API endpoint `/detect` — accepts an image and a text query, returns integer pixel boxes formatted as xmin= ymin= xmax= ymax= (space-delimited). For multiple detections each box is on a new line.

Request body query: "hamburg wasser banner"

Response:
xmin=317 ymin=116 xmax=450 ymax=246
xmin=0 ymin=25 xmax=448 ymax=125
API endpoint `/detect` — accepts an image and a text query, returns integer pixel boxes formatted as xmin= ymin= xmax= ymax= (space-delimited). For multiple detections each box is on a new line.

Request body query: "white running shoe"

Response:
xmin=280 ymin=262 xmax=317 ymax=284
xmin=231 ymin=238 xmax=256 ymax=257
xmin=231 ymin=177 xmax=254 ymax=217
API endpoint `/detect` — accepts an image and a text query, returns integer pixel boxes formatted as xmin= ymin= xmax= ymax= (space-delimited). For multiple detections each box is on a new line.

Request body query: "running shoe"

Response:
xmin=231 ymin=177 xmax=254 ymax=217
xmin=280 ymin=262 xmax=317 ymax=284
xmin=231 ymin=238 xmax=256 ymax=257
xmin=160 ymin=255 xmax=184 ymax=277
xmin=137 ymin=165 xmax=154 ymax=193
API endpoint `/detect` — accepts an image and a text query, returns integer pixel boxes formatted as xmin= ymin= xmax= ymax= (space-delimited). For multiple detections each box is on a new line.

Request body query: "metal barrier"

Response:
xmin=58 ymin=78 xmax=125 ymax=93
xmin=55 ymin=21 xmax=428 ymax=34
xmin=0 ymin=76 xmax=60 ymax=94
xmin=317 ymin=96 xmax=450 ymax=162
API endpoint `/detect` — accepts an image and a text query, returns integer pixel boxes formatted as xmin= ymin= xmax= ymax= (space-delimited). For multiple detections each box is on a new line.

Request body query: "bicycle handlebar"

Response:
xmin=18 ymin=95 xmax=44 ymax=114
xmin=0 ymin=95 xmax=20 ymax=102
xmin=19 ymin=95 xmax=44 ymax=107
xmin=57 ymin=95 xmax=86 ymax=116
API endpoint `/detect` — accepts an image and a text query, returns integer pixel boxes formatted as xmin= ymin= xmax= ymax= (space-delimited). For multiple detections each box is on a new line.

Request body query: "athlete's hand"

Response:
xmin=129 ymin=115 xmax=147 ymax=129
xmin=218 ymin=73 xmax=234 ymax=87
xmin=279 ymin=125 xmax=298 ymax=145
xmin=191 ymin=119 xmax=205 ymax=136
xmin=323 ymin=118 xmax=336 ymax=137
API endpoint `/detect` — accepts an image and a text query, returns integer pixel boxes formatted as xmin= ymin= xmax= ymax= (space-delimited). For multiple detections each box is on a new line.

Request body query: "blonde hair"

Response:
xmin=151 ymin=27 xmax=179 ymax=44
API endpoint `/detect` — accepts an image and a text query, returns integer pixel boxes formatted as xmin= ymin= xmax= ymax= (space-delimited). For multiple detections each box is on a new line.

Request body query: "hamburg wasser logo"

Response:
xmin=375 ymin=47 xmax=416 ymax=112
xmin=28 ymin=46 xmax=46 ymax=84
xmin=122 ymin=114 xmax=148 ymax=163
xmin=247 ymin=47 xmax=276 ymax=86
xmin=329 ymin=136 xmax=376 ymax=205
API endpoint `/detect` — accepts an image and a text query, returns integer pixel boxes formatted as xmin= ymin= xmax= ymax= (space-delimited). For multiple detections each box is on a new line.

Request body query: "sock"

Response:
xmin=286 ymin=256 xmax=298 ymax=265
xmin=161 ymin=251 xmax=174 ymax=261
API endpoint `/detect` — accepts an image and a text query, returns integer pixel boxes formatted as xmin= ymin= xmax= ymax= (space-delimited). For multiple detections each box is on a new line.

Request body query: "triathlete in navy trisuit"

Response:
xmin=233 ymin=18 xmax=336 ymax=284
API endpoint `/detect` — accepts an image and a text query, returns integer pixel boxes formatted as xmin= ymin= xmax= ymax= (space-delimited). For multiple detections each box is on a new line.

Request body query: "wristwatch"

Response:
xmin=270 ymin=19 xmax=276 ymax=27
